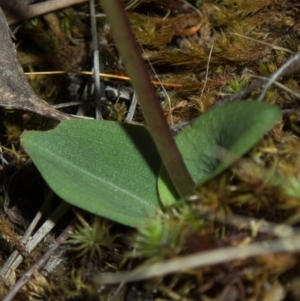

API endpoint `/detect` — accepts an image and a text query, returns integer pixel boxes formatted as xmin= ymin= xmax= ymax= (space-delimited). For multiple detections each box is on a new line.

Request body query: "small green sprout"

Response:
xmin=67 ymin=211 xmax=119 ymax=259
xmin=283 ymin=177 xmax=300 ymax=200
xmin=224 ymin=78 xmax=249 ymax=95
xmin=128 ymin=210 xmax=188 ymax=263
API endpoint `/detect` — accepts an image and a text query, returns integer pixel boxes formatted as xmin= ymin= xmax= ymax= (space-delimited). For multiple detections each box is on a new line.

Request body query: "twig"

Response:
xmin=229 ymin=32 xmax=295 ymax=54
xmin=52 ymin=100 xmax=93 ymax=108
xmin=2 ymin=224 xmax=74 ymax=301
xmin=205 ymin=210 xmax=300 ymax=238
xmin=215 ymin=78 xmax=264 ymax=105
xmin=141 ymin=42 xmax=174 ymax=124
xmin=124 ymin=92 xmax=137 ymax=123
xmin=199 ymin=42 xmax=214 ymax=102
xmin=89 ymin=0 xmax=103 ymax=120
xmin=96 ymin=234 xmax=300 ymax=284
xmin=216 ymin=53 xmax=300 ymax=105
xmin=258 ymin=53 xmax=300 ymax=101
xmin=124 ymin=0 xmax=139 ymax=10
xmin=248 ymin=74 xmax=300 ymax=99
xmin=108 ymin=282 xmax=126 ymax=301
xmin=5 ymin=0 xmax=88 ymax=25
xmin=25 ymin=71 xmax=183 ymax=87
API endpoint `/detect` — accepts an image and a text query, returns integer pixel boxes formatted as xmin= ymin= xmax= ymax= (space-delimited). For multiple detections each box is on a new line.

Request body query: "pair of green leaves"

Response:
xmin=22 ymin=101 xmax=281 ymax=227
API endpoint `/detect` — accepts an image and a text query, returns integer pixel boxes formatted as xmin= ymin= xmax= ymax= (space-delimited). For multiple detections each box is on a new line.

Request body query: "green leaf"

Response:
xmin=158 ymin=101 xmax=281 ymax=205
xmin=22 ymin=120 xmax=161 ymax=227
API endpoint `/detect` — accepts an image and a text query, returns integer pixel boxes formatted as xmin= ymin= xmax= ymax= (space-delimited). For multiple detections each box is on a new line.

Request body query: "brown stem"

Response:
xmin=101 ymin=0 xmax=195 ymax=198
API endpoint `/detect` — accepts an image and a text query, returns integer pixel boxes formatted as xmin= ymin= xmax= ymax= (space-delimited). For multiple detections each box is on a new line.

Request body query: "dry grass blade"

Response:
xmin=0 ymin=201 xmax=70 ymax=283
xmin=0 ymin=190 xmax=55 ymax=281
xmin=2 ymin=224 xmax=74 ymax=301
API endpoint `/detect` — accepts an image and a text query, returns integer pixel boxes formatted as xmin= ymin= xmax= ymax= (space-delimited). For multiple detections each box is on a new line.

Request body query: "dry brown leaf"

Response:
xmin=0 ymin=8 xmax=71 ymax=120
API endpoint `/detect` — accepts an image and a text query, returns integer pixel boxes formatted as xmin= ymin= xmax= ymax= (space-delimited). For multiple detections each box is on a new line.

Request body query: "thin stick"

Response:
xmin=258 ymin=53 xmax=300 ymax=101
xmin=25 ymin=71 xmax=183 ymax=87
xmin=52 ymin=100 xmax=93 ymax=108
xmin=208 ymin=210 xmax=300 ymax=238
xmin=2 ymin=224 xmax=74 ymax=301
xmin=216 ymin=53 xmax=300 ymax=105
xmin=108 ymin=282 xmax=126 ymax=301
xmin=96 ymin=234 xmax=300 ymax=284
xmin=248 ymin=74 xmax=300 ymax=99
xmin=124 ymin=92 xmax=137 ymax=123
xmin=140 ymin=42 xmax=174 ymax=124
xmin=124 ymin=0 xmax=139 ymax=10
xmin=199 ymin=43 xmax=214 ymax=102
xmin=89 ymin=0 xmax=103 ymax=119
xmin=229 ymin=32 xmax=294 ymax=54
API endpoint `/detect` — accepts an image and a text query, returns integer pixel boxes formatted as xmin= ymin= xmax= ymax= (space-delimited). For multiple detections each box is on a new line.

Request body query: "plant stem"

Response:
xmin=101 ymin=0 xmax=194 ymax=198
